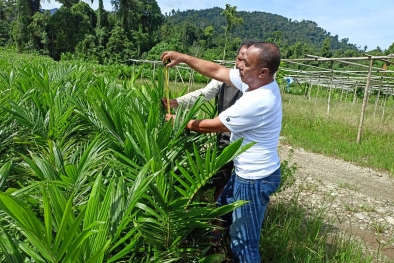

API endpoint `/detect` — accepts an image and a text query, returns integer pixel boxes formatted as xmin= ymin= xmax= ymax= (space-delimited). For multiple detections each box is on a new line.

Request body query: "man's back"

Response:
xmin=217 ymin=83 xmax=242 ymax=145
xmin=217 ymin=83 xmax=242 ymax=114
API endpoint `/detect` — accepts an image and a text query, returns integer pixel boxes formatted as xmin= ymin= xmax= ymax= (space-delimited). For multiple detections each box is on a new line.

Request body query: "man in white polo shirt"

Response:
xmin=161 ymin=42 xmax=282 ymax=263
xmin=162 ymin=40 xmax=256 ymax=202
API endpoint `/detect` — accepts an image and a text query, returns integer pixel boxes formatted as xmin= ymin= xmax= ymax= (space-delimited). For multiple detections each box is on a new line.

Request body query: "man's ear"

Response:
xmin=258 ymin=68 xmax=269 ymax=79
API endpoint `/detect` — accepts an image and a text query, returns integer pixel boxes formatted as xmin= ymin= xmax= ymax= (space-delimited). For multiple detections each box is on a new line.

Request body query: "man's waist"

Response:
xmin=218 ymin=132 xmax=231 ymax=145
xmin=234 ymin=162 xmax=281 ymax=179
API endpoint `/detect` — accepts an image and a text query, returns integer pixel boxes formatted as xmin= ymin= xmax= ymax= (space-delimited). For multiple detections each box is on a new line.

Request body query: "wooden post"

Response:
xmin=357 ymin=56 xmax=373 ymax=144
xmin=176 ymin=66 xmax=186 ymax=87
xmin=304 ymin=77 xmax=309 ymax=97
xmin=191 ymin=70 xmax=195 ymax=89
xmin=340 ymin=85 xmax=344 ymax=102
xmin=307 ymin=77 xmax=312 ymax=100
xmin=353 ymin=82 xmax=358 ymax=104
xmin=373 ymin=77 xmax=382 ymax=118
xmin=315 ymin=76 xmax=321 ymax=106
xmin=188 ymin=70 xmax=192 ymax=92
xmin=381 ymin=93 xmax=388 ymax=121
xmin=153 ymin=62 xmax=156 ymax=80
xmin=327 ymin=72 xmax=334 ymax=115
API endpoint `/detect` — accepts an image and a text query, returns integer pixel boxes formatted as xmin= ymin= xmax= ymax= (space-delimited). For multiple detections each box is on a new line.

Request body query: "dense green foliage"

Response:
xmin=165 ymin=7 xmax=360 ymax=53
xmin=0 ymin=50 xmax=255 ymax=262
xmin=1 ymin=0 xmax=164 ymax=62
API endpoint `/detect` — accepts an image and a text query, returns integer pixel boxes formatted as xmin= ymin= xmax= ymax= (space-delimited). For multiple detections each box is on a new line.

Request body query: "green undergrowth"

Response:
xmin=281 ymin=94 xmax=394 ymax=175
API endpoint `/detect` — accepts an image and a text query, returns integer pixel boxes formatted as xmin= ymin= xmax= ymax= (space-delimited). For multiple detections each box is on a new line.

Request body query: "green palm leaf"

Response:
xmin=0 ymin=225 xmax=25 ymax=263
xmin=172 ymin=139 xmax=254 ymax=204
xmin=0 ymin=161 xmax=12 ymax=191
xmin=0 ymin=192 xmax=54 ymax=262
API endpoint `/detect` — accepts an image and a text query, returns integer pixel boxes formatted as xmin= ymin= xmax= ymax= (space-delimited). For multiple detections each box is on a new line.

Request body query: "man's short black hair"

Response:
xmin=237 ymin=39 xmax=259 ymax=54
xmin=253 ymin=42 xmax=281 ymax=76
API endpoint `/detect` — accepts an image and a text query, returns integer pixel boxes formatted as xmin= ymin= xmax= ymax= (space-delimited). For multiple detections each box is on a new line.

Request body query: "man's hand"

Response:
xmin=161 ymin=51 xmax=231 ymax=86
xmin=161 ymin=51 xmax=186 ymax=67
xmin=162 ymin=98 xmax=178 ymax=109
xmin=165 ymin=114 xmax=176 ymax=124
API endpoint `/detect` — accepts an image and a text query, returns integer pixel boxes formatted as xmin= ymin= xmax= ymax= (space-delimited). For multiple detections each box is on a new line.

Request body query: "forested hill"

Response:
xmin=165 ymin=7 xmax=360 ymax=52
xmin=4 ymin=0 xmax=377 ymax=64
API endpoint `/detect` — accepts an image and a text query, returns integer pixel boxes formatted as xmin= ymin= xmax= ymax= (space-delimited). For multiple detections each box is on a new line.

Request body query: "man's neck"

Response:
xmin=246 ymin=78 xmax=274 ymax=92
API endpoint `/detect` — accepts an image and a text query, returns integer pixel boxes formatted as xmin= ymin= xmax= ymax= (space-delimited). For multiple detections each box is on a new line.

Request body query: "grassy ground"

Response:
xmin=281 ymin=93 xmax=394 ymax=174
xmin=211 ymin=156 xmax=390 ymax=262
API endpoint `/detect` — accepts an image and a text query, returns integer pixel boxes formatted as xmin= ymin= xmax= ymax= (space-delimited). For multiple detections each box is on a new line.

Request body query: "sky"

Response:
xmin=41 ymin=0 xmax=394 ymax=51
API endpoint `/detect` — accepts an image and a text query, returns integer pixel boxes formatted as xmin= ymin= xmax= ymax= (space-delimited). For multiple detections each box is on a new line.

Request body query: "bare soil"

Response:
xmin=276 ymin=143 xmax=394 ymax=262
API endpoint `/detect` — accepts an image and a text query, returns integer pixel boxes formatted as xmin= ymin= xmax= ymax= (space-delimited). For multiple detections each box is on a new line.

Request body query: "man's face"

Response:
xmin=235 ymin=46 xmax=249 ymax=69
xmin=238 ymin=46 xmax=262 ymax=85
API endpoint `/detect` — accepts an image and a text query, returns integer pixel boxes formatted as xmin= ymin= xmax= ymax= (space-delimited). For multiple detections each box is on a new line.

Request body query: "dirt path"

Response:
xmin=277 ymin=144 xmax=394 ymax=261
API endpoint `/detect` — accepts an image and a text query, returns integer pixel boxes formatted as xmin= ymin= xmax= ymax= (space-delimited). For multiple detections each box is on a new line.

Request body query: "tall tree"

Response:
xmin=132 ymin=0 xmax=164 ymax=54
xmin=321 ymin=37 xmax=332 ymax=58
xmin=26 ymin=0 xmax=40 ymax=15
xmin=12 ymin=0 xmax=30 ymax=52
xmin=204 ymin=25 xmax=214 ymax=48
xmin=385 ymin=42 xmax=394 ymax=55
xmin=133 ymin=24 xmax=148 ymax=57
xmin=138 ymin=0 xmax=164 ymax=49
xmin=0 ymin=20 xmax=8 ymax=45
xmin=180 ymin=22 xmax=202 ymax=51
xmin=220 ymin=4 xmax=243 ymax=61
xmin=110 ymin=0 xmax=139 ymax=39
xmin=47 ymin=7 xmax=76 ymax=59
xmin=106 ymin=25 xmax=133 ymax=63
xmin=70 ymin=2 xmax=96 ymax=44
xmin=320 ymin=37 xmax=333 ymax=68
xmin=56 ymin=0 xmax=80 ymax=8
xmin=109 ymin=0 xmax=163 ymax=55
xmin=0 ymin=0 xmax=16 ymax=45
xmin=96 ymin=0 xmax=104 ymax=29
xmin=291 ymin=42 xmax=303 ymax=59
xmin=27 ymin=10 xmax=51 ymax=54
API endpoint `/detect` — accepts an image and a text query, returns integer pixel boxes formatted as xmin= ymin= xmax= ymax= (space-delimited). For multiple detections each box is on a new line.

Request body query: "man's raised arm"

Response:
xmin=160 ymin=51 xmax=232 ymax=86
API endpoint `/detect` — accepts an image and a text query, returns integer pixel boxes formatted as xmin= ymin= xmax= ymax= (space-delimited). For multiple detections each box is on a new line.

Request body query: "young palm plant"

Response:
xmin=0 ymin=159 xmax=156 ymax=262
xmin=0 ymin=59 xmax=249 ymax=262
xmin=72 ymin=68 xmax=250 ymax=261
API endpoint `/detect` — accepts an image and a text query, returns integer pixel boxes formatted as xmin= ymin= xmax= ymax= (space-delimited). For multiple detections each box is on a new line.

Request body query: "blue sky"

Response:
xmin=41 ymin=0 xmax=394 ymax=51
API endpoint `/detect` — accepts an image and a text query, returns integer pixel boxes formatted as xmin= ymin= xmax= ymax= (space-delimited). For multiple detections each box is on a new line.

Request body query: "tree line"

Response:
xmin=1 ymin=0 xmax=394 ymax=67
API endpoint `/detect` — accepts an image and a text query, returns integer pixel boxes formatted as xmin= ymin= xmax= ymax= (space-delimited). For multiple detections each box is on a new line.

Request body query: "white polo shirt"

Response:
xmin=218 ymin=69 xmax=282 ymax=179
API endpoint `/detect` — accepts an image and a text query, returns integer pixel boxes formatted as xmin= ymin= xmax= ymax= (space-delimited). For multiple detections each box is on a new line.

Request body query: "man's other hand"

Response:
xmin=162 ymin=98 xmax=178 ymax=109
xmin=165 ymin=114 xmax=176 ymax=124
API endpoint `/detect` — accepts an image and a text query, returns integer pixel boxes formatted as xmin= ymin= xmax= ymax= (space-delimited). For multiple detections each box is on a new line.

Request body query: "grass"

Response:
xmin=211 ymin=156 xmax=392 ymax=263
xmin=256 ymin=157 xmax=392 ymax=263
xmin=260 ymin=200 xmax=376 ymax=262
xmin=281 ymin=93 xmax=394 ymax=175
xmin=263 ymin=91 xmax=394 ymax=262
xmin=337 ymin=181 xmax=359 ymax=192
